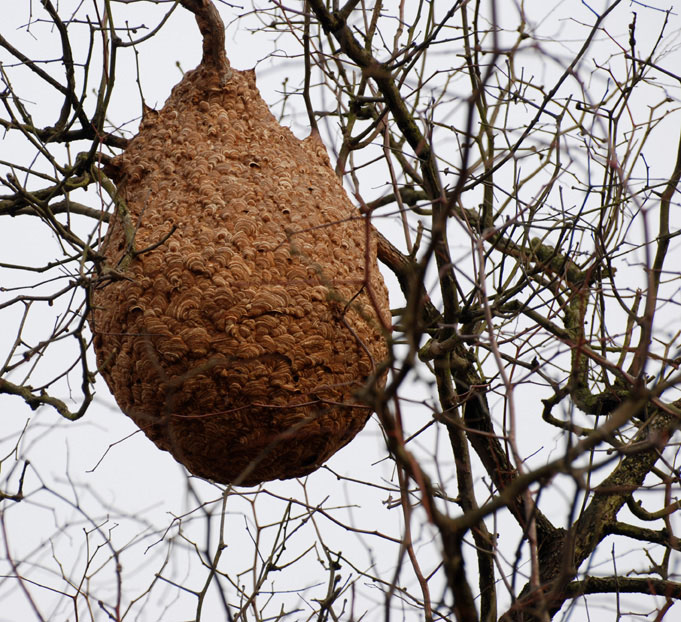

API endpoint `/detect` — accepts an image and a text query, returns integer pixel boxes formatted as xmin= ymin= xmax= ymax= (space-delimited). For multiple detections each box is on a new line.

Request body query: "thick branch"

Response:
xmin=605 ymin=521 xmax=681 ymax=550
xmin=374 ymin=230 xmax=440 ymax=328
xmin=573 ymin=413 xmax=675 ymax=566
xmin=563 ymin=576 xmax=681 ymax=600
xmin=505 ymin=402 xmax=679 ymax=621
xmin=179 ymin=0 xmax=231 ymax=82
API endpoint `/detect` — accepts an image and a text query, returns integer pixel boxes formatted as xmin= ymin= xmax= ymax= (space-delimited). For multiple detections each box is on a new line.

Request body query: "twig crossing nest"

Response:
xmin=91 ymin=1 xmax=390 ymax=485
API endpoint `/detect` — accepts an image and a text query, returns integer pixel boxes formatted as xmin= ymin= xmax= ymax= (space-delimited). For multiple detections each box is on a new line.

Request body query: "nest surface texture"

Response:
xmin=92 ymin=64 xmax=390 ymax=486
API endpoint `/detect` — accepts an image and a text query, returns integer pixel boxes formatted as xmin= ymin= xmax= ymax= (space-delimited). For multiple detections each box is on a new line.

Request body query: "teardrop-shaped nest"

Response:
xmin=91 ymin=63 xmax=390 ymax=486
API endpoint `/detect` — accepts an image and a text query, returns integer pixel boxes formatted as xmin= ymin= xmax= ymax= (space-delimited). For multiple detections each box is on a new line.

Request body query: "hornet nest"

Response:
xmin=90 ymin=0 xmax=390 ymax=486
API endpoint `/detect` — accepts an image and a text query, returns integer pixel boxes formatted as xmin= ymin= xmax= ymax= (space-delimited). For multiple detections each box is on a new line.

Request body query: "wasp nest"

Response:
xmin=91 ymin=1 xmax=390 ymax=486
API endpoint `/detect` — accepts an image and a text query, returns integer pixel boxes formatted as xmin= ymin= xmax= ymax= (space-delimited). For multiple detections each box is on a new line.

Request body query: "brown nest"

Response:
xmin=90 ymin=0 xmax=390 ymax=486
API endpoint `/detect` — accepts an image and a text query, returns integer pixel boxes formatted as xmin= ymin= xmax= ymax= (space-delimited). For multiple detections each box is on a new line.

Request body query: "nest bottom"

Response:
xmin=129 ymin=398 xmax=372 ymax=486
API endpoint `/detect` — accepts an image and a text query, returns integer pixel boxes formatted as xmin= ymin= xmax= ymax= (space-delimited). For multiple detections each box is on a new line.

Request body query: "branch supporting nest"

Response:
xmin=179 ymin=0 xmax=231 ymax=83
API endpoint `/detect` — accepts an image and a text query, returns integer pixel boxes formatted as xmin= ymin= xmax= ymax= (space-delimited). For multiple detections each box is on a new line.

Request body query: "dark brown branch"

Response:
xmin=572 ymin=413 xmax=676 ymax=566
xmin=504 ymin=403 xmax=679 ymax=621
xmin=563 ymin=575 xmax=681 ymax=600
xmin=502 ymin=575 xmax=681 ymax=621
xmin=0 ymin=461 xmax=29 ymax=502
xmin=5 ymin=199 xmax=110 ymax=221
xmin=179 ymin=0 xmax=231 ymax=82
xmin=605 ymin=521 xmax=681 ymax=550
xmin=0 ymin=377 xmax=88 ymax=421
xmin=374 ymin=230 xmax=440 ymax=328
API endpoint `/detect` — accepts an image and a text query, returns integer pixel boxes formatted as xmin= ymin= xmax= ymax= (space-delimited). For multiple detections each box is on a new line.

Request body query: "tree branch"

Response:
xmin=178 ymin=0 xmax=231 ymax=82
